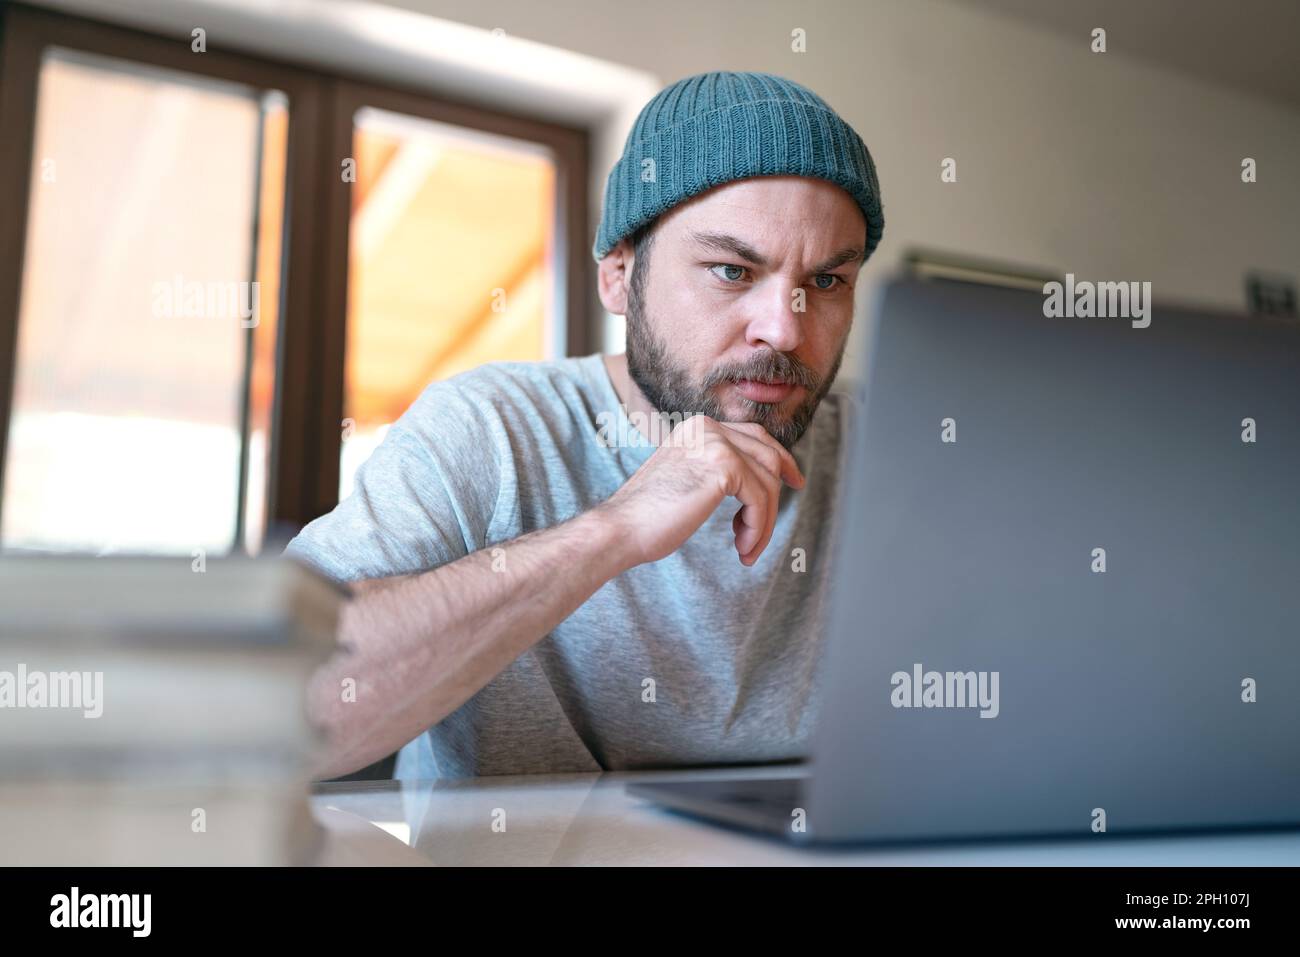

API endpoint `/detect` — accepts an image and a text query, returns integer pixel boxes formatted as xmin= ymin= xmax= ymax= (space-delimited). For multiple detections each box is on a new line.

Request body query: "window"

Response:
xmin=339 ymin=107 xmax=557 ymax=500
xmin=1 ymin=49 xmax=286 ymax=556
xmin=0 ymin=6 xmax=591 ymax=554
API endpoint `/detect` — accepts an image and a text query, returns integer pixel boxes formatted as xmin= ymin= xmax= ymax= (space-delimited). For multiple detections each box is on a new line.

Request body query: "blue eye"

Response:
xmin=709 ymin=264 xmax=749 ymax=283
xmin=813 ymin=274 xmax=841 ymax=290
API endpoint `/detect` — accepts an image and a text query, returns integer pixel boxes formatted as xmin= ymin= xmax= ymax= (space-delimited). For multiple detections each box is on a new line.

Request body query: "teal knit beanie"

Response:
xmin=592 ymin=71 xmax=884 ymax=262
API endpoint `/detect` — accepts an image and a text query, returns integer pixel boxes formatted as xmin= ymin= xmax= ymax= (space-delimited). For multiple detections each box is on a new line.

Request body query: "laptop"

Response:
xmin=628 ymin=275 xmax=1300 ymax=844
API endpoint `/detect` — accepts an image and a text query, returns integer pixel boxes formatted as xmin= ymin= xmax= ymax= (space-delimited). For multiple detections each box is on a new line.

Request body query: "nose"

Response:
xmin=743 ymin=279 xmax=804 ymax=353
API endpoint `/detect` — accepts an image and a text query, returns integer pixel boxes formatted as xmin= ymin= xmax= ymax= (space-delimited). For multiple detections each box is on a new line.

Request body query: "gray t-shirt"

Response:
xmin=283 ymin=353 xmax=853 ymax=780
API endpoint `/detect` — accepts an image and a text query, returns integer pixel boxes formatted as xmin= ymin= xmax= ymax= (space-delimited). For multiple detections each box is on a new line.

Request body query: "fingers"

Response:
xmin=672 ymin=415 xmax=805 ymax=565
xmin=699 ymin=433 xmax=777 ymax=564
xmin=726 ymin=454 xmax=778 ymax=565
xmin=718 ymin=421 xmax=805 ymax=490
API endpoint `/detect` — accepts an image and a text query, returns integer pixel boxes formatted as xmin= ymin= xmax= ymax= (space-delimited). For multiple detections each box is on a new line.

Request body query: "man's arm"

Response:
xmin=307 ymin=416 xmax=804 ymax=779
xmin=307 ymin=508 xmax=633 ymax=779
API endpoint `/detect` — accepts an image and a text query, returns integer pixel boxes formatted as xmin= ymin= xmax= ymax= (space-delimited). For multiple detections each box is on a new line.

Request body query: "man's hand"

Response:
xmin=596 ymin=415 xmax=805 ymax=567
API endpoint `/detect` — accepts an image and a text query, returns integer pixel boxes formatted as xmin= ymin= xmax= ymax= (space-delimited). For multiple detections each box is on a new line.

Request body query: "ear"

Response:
xmin=596 ymin=238 xmax=635 ymax=315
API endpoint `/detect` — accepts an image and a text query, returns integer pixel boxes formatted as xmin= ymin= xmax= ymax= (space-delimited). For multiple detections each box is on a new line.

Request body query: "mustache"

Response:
xmin=701 ymin=351 xmax=821 ymax=392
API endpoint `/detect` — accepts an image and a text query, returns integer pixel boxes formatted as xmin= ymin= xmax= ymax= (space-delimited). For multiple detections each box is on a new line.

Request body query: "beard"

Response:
xmin=624 ymin=271 xmax=845 ymax=451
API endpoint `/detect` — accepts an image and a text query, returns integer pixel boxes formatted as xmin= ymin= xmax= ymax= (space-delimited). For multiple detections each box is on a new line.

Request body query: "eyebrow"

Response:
xmin=689 ymin=231 xmax=864 ymax=274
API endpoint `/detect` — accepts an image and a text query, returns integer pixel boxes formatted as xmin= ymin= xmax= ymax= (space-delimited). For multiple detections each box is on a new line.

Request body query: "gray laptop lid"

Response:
xmin=806 ymin=276 xmax=1300 ymax=842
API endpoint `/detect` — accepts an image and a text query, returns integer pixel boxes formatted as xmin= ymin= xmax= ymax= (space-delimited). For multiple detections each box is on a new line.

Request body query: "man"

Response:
xmin=284 ymin=70 xmax=885 ymax=780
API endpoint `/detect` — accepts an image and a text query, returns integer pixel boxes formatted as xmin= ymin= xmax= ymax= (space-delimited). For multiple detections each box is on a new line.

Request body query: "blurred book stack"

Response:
xmin=0 ymin=555 xmax=344 ymax=865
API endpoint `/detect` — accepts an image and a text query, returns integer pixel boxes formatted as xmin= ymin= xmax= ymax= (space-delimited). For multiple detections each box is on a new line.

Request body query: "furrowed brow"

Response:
xmin=691 ymin=232 xmax=864 ymax=274
xmin=811 ymin=246 xmax=865 ymax=274
xmin=690 ymin=232 xmax=768 ymax=267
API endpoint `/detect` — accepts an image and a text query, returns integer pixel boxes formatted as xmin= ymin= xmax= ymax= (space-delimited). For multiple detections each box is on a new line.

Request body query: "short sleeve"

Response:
xmin=281 ymin=382 xmax=506 ymax=586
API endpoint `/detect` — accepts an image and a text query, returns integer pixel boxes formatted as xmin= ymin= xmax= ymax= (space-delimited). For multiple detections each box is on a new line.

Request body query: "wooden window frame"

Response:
xmin=0 ymin=3 xmax=592 ymax=546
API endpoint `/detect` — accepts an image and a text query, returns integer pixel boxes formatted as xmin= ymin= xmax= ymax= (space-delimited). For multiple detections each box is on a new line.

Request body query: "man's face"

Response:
xmin=623 ymin=175 xmax=866 ymax=450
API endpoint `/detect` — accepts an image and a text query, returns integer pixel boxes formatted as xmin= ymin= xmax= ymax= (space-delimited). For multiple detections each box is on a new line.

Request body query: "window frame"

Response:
xmin=0 ymin=3 xmax=592 ymax=548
